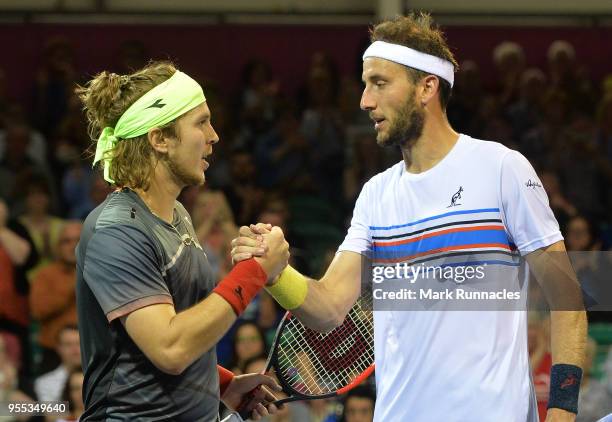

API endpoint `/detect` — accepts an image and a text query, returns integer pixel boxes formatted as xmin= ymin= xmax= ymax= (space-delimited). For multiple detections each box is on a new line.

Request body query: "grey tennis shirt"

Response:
xmin=76 ymin=188 xmax=218 ymax=421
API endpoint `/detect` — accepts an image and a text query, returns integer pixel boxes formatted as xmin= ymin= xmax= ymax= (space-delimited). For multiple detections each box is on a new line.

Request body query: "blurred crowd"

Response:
xmin=0 ymin=33 xmax=611 ymax=421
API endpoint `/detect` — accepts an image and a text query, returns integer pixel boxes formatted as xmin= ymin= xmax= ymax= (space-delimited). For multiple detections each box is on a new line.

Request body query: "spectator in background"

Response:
xmin=565 ymin=215 xmax=600 ymax=252
xmin=563 ymin=215 xmax=612 ymax=322
xmin=229 ymin=322 xmax=266 ymax=375
xmin=338 ymin=76 xmax=369 ymax=127
xmin=235 ymin=58 xmax=280 ymax=149
xmin=256 ymin=197 xmax=310 ymax=272
xmin=18 ymin=178 xmax=65 ymax=272
xmin=447 ymin=60 xmax=485 ymax=136
xmin=478 ymin=96 xmax=516 ymax=149
xmin=506 ymin=68 xmax=547 ymax=141
xmin=548 ymin=40 xmax=596 ymax=115
xmin=0 ymin=123 xmax=54 ymax=212
xmin=0 ymin=335 xmax=35 ymax=420
xmin=576 ymin=338 xmax=612 ymax=422
xmin=63 ymin=171 xmax=112 ymax=220
xmin=528 ymin=315 xmax=552 ymax=421
xmin=29 ymin=221 xmax=81 ymax=373
xmin=594 ymin=94 xmax=612 ymax=214
xmin=492 ymin=41 xmax=525 ymax=107
xmin=255 ymin=291 xmax=282 ymax=348
xmin=548 ymin=40 xmax=577 ymax=93
xmin=308 ymin=398 xmax=339 ymax=422
xmin=300 ymin=53 xmax=345 ymax=201
xmin=596 ymin=94 xmax=612 ymax=148
xmin=340 ymin=385 xmax=375 ymax=422
xmin=554 ymin=120 xmax=607 ymax=221
xmin=256 ymin=197 xmax=289 ymax=239
xmin=0 ymin=106 xmax=47 ymax=168
xmin=33 ymin=37 xmax=76 ymax=137
xmin=57 ymin=367 xmax=85 ymax=422
xmin=225 ymin=150 xmax=265 ymax=226
xmin=521 ymin=90 xmax=570 ymax=170
xmin=540 ymin=170 xmax=577 ymax=230
xmin=343 ymin=128 xmax=392 ymax=204
xmin=253 ymin=105 xmax=308 ymax=191
xmin=52 ymin=92 xmax=90 ymax=176
xmin=0 ymin=67 xmax=8 ymax=123
xmin=0 ymin=198 xmax=38 ymax=378
xmin=241 ymin=354 xmax=267 ymax=376
xmin=34 ymin=325 xmax=80 ymax=403
xmin=452 ymin=59 xmax=514 ymax=145
xmin=201 ymin=100 xmax=235 ymax=190
xmin=190 ymin=189 xmax=238 ymax=279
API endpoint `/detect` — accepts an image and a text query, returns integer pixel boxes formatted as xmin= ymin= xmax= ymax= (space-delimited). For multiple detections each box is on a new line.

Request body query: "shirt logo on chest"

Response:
xmin=447 ymin=186 xmax=464 ymax=208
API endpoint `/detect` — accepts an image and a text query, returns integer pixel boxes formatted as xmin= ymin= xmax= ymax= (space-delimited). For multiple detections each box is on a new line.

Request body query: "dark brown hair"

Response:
xmin=370 ymin=12 xmax=458 ymax=109
xmin=76 ymin=61 xmax=178 ymax=189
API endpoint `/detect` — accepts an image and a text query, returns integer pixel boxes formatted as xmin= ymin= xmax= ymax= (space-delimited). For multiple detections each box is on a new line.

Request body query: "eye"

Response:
xmin=375 ymin=81 xmax=386 ymax=87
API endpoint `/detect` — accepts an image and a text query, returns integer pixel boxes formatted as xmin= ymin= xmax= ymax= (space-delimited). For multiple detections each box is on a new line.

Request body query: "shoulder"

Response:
xmin=79 ymin=191 xmax=160 ymax=257
xmin=83 ymin=190 xmax=155 ymax=237
xmin=94 ymin=191 xmax=143 ymax=229
xmin=459 ymin=134 xmax=514 ymax=162
xmin=362 ymin=161 xmax=404 ymax=194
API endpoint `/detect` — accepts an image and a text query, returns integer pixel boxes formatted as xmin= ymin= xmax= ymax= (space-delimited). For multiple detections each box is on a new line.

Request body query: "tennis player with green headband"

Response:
xmin=75 ymin=61 xmax=288 ymax=421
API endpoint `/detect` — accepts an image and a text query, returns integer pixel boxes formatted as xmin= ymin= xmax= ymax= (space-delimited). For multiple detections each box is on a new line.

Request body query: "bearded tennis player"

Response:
xmin=233 ymin=13 xmax=586 ymax=422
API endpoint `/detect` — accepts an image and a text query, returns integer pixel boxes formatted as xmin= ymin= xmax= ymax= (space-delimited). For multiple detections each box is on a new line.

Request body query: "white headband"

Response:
xmin=363 ymin=40 xmax=455 ymax=87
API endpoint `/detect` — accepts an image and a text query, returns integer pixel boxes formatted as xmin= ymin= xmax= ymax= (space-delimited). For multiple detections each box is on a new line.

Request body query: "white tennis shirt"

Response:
xmin=338 ymin=135 xmax=562 ymax=421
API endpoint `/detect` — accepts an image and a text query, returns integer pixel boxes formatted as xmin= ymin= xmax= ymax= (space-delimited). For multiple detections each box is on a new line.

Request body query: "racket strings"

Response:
xmin=276 ymin=297 xmax=373 ymax=396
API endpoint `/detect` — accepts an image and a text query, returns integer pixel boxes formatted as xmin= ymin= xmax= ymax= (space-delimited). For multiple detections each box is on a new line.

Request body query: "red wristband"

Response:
xmin=213 ymin=259 xmax=267 ymax=316
xmin=218 ymin=365 xmax=235 ymax=396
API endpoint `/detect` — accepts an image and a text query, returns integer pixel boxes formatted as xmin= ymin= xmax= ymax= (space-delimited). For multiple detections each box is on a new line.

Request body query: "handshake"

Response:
xmin=231 ymin=223 xmax=290 ymax=284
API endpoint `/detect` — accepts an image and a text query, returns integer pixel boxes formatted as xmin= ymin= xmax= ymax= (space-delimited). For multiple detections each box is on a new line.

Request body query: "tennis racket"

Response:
xmin=238 ymin=294 xmax=374 ymax=419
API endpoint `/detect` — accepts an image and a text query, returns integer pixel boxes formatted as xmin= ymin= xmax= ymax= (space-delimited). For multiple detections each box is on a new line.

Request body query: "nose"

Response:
xmin=208 ymin=124 xmax=220 ymax=145
xmin=360 ymin=87 xmax=376 ymax=111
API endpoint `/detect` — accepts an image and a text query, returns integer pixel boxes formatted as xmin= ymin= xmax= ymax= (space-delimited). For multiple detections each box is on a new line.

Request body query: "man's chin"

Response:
xmin=179 ymin=173 xmax=206 ymax=188
xmin=375 ymin=132 xmax=387 ymax=145
xmin=376 ymin=134 xmax=396 ymax=147
xmin=194 ymin=173 xmax=206 ymax=186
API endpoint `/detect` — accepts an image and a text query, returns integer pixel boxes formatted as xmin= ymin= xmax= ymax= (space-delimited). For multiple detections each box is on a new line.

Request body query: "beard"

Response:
xmin=377 ymin=91 xmax=425 ymax=148
xmin=164 ymin=153 xmax=205 ymax=188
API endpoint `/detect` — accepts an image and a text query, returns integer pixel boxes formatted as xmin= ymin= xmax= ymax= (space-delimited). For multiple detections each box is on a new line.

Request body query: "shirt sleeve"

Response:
xmin=338 ymin=182 xmax=372 ymax=256
xmin=83 ymin=224 xmax=173 ymax=322
xmin=500 ymin=150 xmax=563 ymax=255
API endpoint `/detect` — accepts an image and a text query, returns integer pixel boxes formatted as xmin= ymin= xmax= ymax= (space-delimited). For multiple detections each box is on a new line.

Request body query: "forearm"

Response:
xmin=291 ymin=278 xmax=351 ymax=332
xmin=0 ymin=228 xmax=31 ymax=265
xmin=550 ymin=310 xmax=587 ymax=367
xmin=526 ymin=241 xmax=588 ymax=416
xmin=162 ymin=294 xmax=237 ymax=373
xmin=527 ymin=242 xmax=587 ymax=366
xmin=125 ymin=260 xmax=269 ymax=375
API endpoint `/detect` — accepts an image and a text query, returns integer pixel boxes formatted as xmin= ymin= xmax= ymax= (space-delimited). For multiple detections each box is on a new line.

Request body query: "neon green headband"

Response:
xmin=93 ymin=70 xmax=206 ymax=183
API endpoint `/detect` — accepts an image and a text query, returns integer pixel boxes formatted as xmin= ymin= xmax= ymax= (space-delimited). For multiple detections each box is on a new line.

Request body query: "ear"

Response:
xmin=419 ymin=75 xmax=440 ymax=106
xmin=147 ymin=127 xmax=170 ymax=154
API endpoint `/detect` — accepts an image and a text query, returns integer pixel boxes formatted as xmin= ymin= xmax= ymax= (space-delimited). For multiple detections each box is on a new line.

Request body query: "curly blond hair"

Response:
xmin=76 ymin=61 xmax=178 ymax=189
